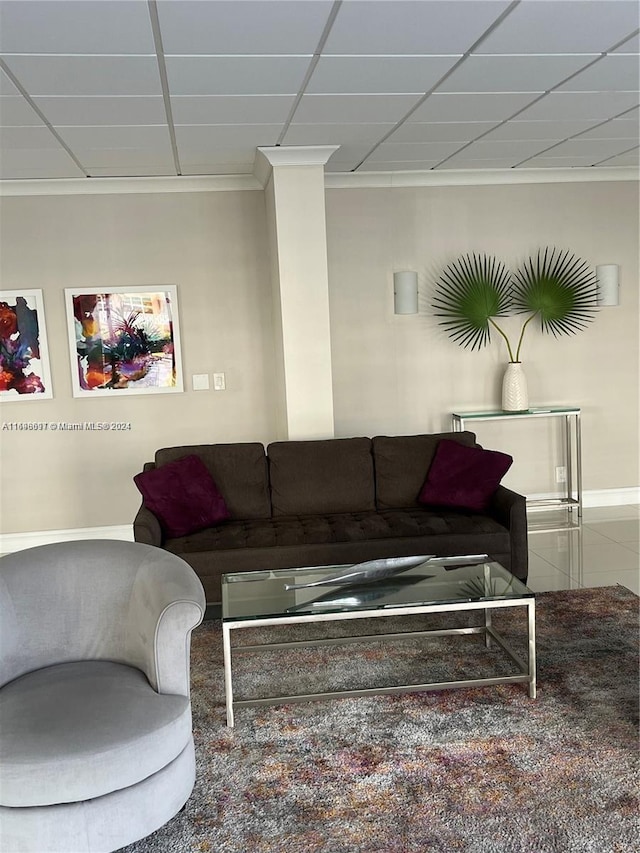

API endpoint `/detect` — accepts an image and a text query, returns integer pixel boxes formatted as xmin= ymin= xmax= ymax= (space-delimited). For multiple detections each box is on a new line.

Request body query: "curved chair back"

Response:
xmin=0 ymin=539 xmax=205 ymax=691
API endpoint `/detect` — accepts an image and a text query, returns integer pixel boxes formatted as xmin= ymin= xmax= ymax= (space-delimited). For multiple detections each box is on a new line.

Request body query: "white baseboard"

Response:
xmin=0 ymin=525 xmax=134 ymax=555
xmin=1 ymin=487 xmax=638 ymax=555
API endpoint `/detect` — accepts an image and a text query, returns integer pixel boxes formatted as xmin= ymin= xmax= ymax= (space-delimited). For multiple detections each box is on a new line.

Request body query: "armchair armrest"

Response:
xmin=487 ymin=485 xmax=529 ymax=581
xmin=125 ymin=547 xmax=206 ymax=697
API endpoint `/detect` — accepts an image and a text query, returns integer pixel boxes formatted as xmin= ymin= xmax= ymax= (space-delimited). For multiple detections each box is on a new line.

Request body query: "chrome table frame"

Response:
xmin=222 ymin=593 xmax=536 ymax=728
xmin=452 ymin=407 xmax=582 ymax=519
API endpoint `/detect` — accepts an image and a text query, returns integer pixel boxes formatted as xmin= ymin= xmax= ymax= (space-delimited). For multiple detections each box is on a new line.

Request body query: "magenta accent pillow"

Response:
xmin=134 ymin=454 xmax=230 ymax=538
xmin=417 ymin=439 xmax=513 ymax=512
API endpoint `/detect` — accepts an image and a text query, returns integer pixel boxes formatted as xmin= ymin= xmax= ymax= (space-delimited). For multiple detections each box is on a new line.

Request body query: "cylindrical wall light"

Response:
xmin=393 ymin=271 xmax=419 ymax=314
xmin=596 ymin=264 xmax=620 ymax=306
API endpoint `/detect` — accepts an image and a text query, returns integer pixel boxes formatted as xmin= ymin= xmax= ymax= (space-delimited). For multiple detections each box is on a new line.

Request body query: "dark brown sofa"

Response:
xmin=133 ymin=432 xmax=528 ymax=603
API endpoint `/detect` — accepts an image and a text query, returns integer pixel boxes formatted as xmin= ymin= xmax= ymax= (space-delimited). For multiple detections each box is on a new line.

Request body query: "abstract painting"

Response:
xmin=0 ymin=289 xmax=53 ymax=400
xmin=65 ymin=286 xmax=183 ymax=397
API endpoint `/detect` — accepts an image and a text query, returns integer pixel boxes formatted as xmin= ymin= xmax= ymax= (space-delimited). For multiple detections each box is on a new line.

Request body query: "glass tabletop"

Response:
xmin=222 ymin=556 xmax=533 ymax=622
xmin=452 ymin=406 xmax=580 ymax=418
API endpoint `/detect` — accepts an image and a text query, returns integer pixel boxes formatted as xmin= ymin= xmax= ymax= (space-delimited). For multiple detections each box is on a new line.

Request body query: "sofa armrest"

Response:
xmin=133 ymin=462 xmax=163 ymax=547
xmin=133 ymin=503 xmax=163 ymax=547
xmin=487 ymin=485 xmax=529 ymax=581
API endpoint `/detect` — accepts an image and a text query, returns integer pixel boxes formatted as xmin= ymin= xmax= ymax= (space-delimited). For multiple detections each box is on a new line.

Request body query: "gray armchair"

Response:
xmin=0 ymin=539 xmax=206 ymax=853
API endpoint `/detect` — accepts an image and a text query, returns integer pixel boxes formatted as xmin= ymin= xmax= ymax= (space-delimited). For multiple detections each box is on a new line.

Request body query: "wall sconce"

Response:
xmin=393 ymin=271 xmax=419 ymax=314
xmin=596 ymin=264 xmax=620 ymax=306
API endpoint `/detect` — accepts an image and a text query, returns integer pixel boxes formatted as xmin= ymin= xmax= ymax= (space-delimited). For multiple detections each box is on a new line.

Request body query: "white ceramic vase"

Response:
xmin=502 ymin=362 xmax=529 ymax=412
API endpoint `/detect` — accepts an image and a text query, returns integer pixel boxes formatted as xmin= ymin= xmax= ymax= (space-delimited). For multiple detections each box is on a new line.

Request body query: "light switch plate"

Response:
xmin=213 ymin=372 xmax=226 ymax=391
xmin=192 ymin=374 xmax=210 ymax=391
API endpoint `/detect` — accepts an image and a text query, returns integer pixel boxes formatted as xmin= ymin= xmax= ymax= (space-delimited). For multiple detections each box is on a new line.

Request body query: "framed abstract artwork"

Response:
xmin=64 ymin=285 xmax=184 ymax=398
xmin=0 ymin=289 xmax=54 ymax=401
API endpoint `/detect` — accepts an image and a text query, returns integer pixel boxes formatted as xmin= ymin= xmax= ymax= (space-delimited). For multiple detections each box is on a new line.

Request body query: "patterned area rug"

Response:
xmin=123 ymin=586 xmax=639 ymax=853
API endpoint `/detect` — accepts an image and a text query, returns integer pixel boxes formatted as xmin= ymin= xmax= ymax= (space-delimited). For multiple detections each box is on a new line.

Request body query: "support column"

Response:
xmin=256 ymin=146 xmax=338 ymax=441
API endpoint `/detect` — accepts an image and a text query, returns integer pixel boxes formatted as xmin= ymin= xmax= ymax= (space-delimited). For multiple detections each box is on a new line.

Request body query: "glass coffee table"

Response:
xmin=221 ymin=555 xmax=536 ymax=727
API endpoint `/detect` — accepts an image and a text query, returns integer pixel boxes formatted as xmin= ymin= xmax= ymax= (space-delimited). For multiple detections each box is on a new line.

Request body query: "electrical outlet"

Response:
xmin=555 ymin=466 xmax=567 ymax=484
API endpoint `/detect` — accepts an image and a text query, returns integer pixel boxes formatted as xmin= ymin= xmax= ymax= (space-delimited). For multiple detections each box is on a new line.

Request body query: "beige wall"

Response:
xmin=0 ymin=189 xmax=277 ymax=533
xmin=326 ymin=180 xmax=640 ymax=497
xmin=1 ymin=178 xmax=638 ymax=537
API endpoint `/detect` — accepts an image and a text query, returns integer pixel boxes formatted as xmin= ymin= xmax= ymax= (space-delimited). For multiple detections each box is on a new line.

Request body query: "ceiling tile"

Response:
xmin=175 ymin=124 xmax=281 ymax=152
xmin=306 ymin=56 xmax=460 ymax=94
xmin=438 ymin=55 xmax=599 ymax=94
xmin=522 ymin=154 xmax=609 ymax=168
xmin=1 ymin=56 xmax=162 ymax=97
xmin=0 ymin=96 xmax=45 ymax=126
xmin=481 ymin=120 xmax=598 ymax=141
xmin=0 ymin=147 xmax=84 ymax=178
xmin=177 ymin=145 xmax=258 ymax=166
xmin=283 ymin=123 xmax=395 ymax=146
xmin=324 ymin=1 xmax=512 ymax=54
xmin=85 ymin=165 xmax=177 ymax=177
xmin=390 ymin=121 xmax=500 ymax=143
xmin=78 ymin=149 xmax=175 ymax=169
xmin=576 ymin=119 xmax=640 ymax=140
xmin=367 ymin=141 xmax=467 ymax=162
xmin=0 ymin=67 xmax=20 ymax=96
xmin=437 ymin=157 xmax=523 ymax=169
xmin=516 ymin=92 xmax=640 ymax=121
xmin=181 ymin=162 xmax=254 ymax=176
xmin=33 ymin=97 xmax=167 ymax=126
xmin=557 ymin=55 xmax=640 ymax=92
xmin=294 ymin=94 xmax=421 ymax=123
xmin=165 ymin=56 xmax=310 ymax=96
xmin=599 ymin=148 xmax=639 ymax=165
xmin=171 ymin=95 xmax=295 ymax=125
xmin=449 ymin=139 xmax=559 ymax=162
xmin=538 ymin=137 xmax=640 ymax=160
xmin=475 ymin=0 xmax=640 ymax=54
xmin=0 ymin=125 xmax=59 ymax=148
xmin=358 ymin=160 xmax=441 ymax=171
xmin=326 ymin=144 xmax=374 ymax=170
xmin=156 ymin=0 xmax=333 ymax=55
xmin=0 ymin=0 xmax=155 ymax=53
xmin=56 ymin=125 xmax=172 ymax=150
xmin=614 ymin=33 xmax=640 ymax=52
xmin=409 ymin=92 xmax=539 ymax=122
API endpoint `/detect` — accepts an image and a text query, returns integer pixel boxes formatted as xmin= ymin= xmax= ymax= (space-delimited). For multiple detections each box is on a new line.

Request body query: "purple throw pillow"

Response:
xmin=417 ymin=439 xmax=513 ymax=512
xmin=134 ymin=454 xmax=230 ymax=538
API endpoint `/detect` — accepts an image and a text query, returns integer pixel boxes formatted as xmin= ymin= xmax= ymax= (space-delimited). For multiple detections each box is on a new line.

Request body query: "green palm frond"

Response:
xmin=432 ymin=254 xmax=513 ymax=353
xmin=512 ymin=247 xmax=598 ymax=338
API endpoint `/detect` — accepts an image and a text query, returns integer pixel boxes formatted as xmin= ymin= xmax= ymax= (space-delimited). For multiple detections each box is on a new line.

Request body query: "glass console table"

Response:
xmin=451 ymin=407 xmax=582 ymax=519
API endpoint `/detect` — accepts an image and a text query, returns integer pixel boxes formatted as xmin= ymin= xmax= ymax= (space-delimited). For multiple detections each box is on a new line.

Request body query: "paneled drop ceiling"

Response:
xmin=0 ymin=0 xmax=638 ymax=181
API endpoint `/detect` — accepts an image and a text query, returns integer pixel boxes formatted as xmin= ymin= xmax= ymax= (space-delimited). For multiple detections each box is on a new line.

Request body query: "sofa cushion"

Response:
xmin=155 ymin=442 xmax=270 ymax=519
xmin=165 ymin=508 xmax=508 ymax=553
xmin=134 ymin=454 xmax=230 ymax=538
xmin=0 ymin=661 xmax=191 ymax=807
xmin=268 ymin=438 xmax=375 ymax=516
xmin=418 ymin=439 xmax=513 ymax=512
xmin=373 ymin=432 xmax=478 ymax=510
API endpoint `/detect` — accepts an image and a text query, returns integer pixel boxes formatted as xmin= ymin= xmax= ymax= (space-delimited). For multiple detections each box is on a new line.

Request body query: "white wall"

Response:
xmin=0 ymin=189 xmax=277 ymax=533
xmin=1 ymin=177 xmax=638 ymax=538
xmin=325 ymin=180 xmax=639 ymax=497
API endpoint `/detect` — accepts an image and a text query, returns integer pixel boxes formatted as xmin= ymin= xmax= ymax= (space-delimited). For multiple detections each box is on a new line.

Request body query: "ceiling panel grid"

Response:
xmin=0 ymin=0 xmax=637 ymax=181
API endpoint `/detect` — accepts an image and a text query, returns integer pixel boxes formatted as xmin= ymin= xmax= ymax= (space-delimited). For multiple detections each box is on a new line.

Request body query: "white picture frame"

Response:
xmin=64 ymin=285 xmax=184 ymax=398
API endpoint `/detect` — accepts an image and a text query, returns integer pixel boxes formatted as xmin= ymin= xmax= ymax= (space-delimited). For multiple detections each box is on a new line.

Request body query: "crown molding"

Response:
xmin=254 ymin=145 xmax=341 ymax=187
xmin=1 ymin=165 xmax=636 ymax=197
xmin=0 ymin=173 xmax=263 ymax=197
xmin=325 ymin=166 xmax=640 ymax=189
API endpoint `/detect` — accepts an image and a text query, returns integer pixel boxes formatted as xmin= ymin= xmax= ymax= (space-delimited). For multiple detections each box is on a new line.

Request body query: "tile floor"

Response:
xmin=527 ymin=504 xmax=640 ymax=595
